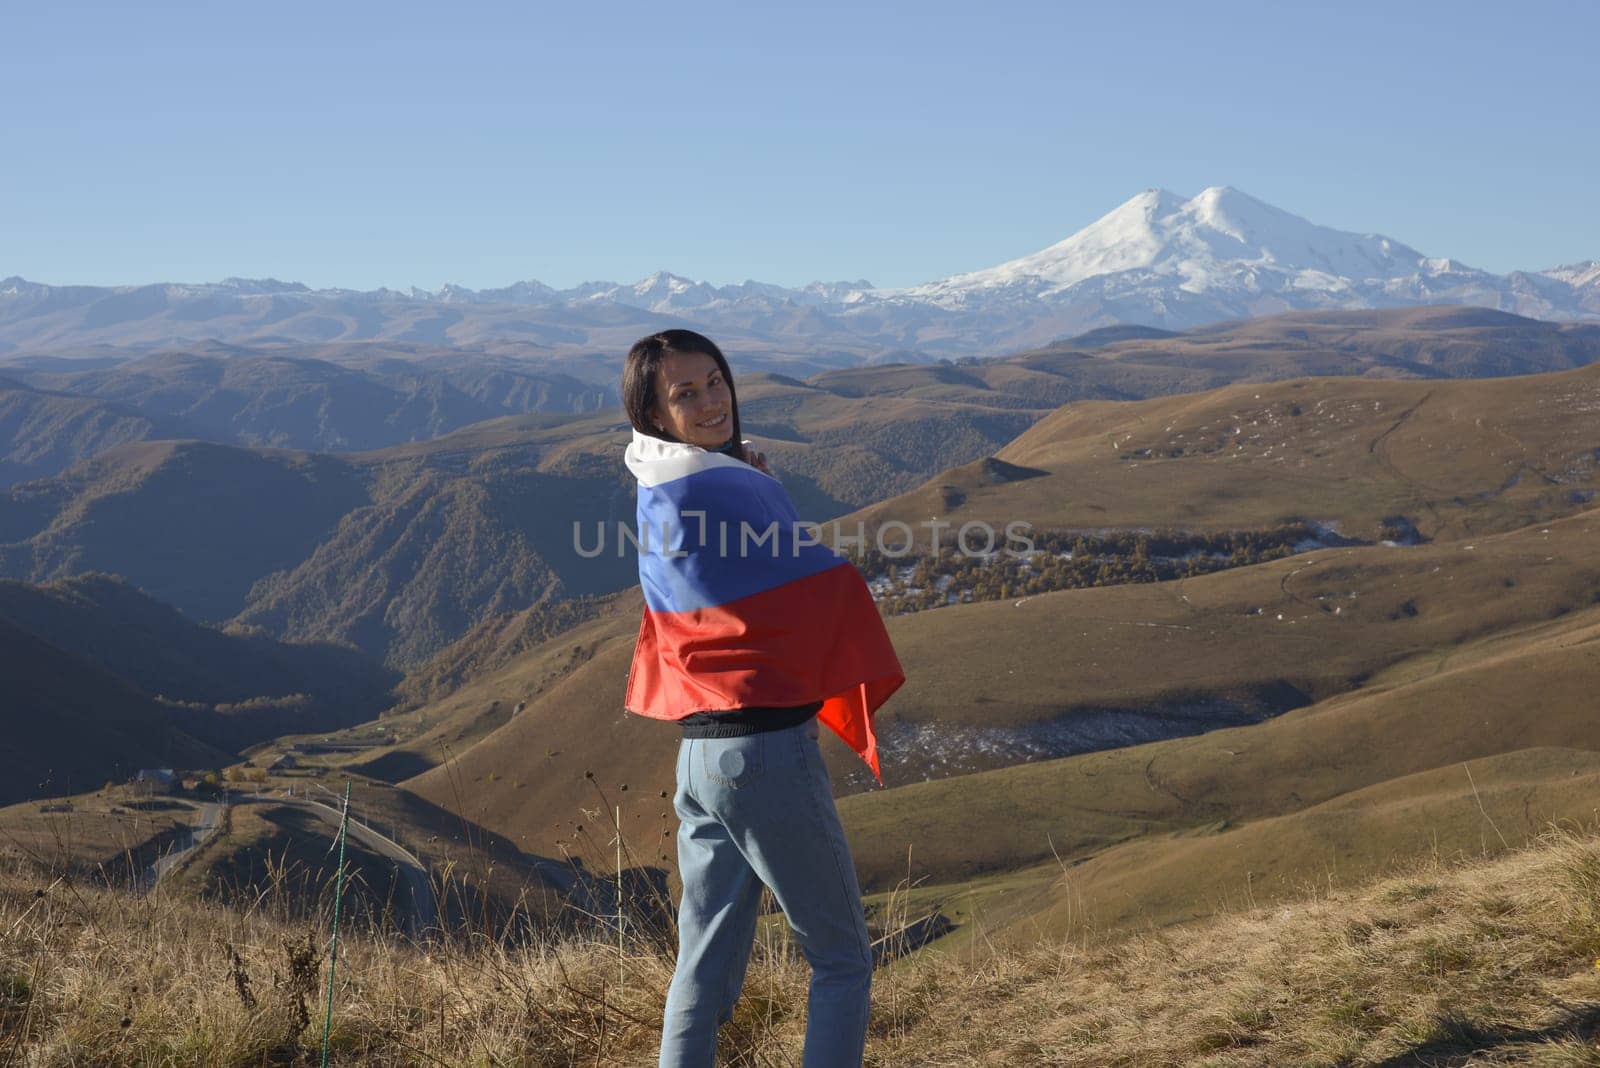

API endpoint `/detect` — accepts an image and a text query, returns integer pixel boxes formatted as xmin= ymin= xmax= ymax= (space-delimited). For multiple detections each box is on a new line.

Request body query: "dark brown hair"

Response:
xmin=622 ymin=329 xmax=743 ymax=447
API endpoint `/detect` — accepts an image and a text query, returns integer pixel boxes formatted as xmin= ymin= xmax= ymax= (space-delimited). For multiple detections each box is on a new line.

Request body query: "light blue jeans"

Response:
xmin=659 ymin=717 xmax=873 ymax=1068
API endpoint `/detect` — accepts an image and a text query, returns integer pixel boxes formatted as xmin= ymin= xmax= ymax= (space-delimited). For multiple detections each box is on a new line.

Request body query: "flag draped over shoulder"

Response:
xmin=623 ymin=430 xmax=903 ymax=780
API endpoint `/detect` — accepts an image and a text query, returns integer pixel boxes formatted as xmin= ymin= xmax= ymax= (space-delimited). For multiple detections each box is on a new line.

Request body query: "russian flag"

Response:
xmin=623 ymin=431 xmax=904 ymax=779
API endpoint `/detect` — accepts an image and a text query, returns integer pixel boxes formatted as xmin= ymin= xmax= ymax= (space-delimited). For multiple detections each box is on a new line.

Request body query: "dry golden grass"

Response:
xmin=6 ymin=821 xmax=1600 ymax=1065
xmin=838 ymin=598 xmax=1600 ymax=932
xmin=0 ymin=790 xmax=200 ymax=877
xmin=838 ymin=361 xmax=1600 ymax=547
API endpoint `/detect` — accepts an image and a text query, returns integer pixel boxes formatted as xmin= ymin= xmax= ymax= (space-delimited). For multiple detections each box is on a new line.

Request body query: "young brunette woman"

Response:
xmin=620 ymin=329 xmax=903 ymax=1068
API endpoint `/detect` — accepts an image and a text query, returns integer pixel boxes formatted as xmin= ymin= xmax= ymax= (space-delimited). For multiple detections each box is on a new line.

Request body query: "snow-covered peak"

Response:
xmin=483 ymin=279 xmax=559 ymax=303
xmin=895 ymin=188 xmax=1185 ymax=298
xmin=629 ymin=271 xmax=702 ymax=298
xmin=2 ymin=187 xmax=1595 ymax=353
xmin=414 ymin=280 xmax=560 ymax=304
xmin=1182 ymin=185 xmax=1321 ymax=251
xmin=894 ymin=186 xmax=1445 ymax=305
xmin=800 ymin=279 xmax=876 ymax=304
xmin=0 ymin=276 xmax=45 ymax=298
xmin=1543 ymin=260 xmax=1600 ymax=288
xmin=431 ymin=283 xmax=479 ymax=302
xmin=215 ymin=277 xmax=310 ymax=295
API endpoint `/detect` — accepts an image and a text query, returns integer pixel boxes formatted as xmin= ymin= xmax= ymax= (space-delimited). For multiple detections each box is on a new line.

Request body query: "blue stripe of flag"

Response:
xmin=634 ymin=464 xmax=845 ymax=613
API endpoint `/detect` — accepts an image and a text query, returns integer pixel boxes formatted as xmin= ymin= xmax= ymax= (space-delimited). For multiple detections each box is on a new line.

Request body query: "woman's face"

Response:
xmin=650 ymin=350 xmax=734 ymax=449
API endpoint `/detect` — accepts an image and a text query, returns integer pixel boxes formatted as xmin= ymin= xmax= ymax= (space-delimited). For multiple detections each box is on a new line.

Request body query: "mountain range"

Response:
xmin=3 ymin=307 xmax=1598 ymax=673
xmin=4 ymin=311 xmax=1600 ymax=951
xmin=4 ymin=187 xmax=1597 ymax=360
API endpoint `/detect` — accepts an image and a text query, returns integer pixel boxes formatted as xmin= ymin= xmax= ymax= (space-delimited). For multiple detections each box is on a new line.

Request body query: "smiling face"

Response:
xmin=649 ymin=349 xmax=735 ymax=449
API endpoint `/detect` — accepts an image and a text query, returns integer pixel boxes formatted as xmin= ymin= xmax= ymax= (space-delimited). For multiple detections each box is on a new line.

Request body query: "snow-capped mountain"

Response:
xmin=893 ymin=187 xmax=1437 ymax=304
xmin=1545 ymin=261 xmax=1600 ymax=286
xmin=880 ymin=186 xmax=1579 ymax=332
xmin=1 ymin=188 xmax=1595 ymax=359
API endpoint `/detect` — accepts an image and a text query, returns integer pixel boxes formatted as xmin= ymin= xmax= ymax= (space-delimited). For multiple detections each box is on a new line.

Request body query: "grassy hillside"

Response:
xmin=1031 ymin=304 xmax=1600 ymax=383
xmin=0 ymin=790 xmax=203 ymax=876
xmin=839 ymin=359 xmax=1600 ymax=548
xmin=834 ymin=580 xmax=1600 ymax=938
xmin=175 ymin=801 xmax=418 ymax=924
xmin=398 ymin=502 xmax=1600 ymax=868
xmin=5 ymin=818 xmax=1600 ymax=1064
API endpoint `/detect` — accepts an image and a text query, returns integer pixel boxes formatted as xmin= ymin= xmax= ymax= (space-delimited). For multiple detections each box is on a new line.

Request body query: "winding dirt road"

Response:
xmin=137 ymin=800 xmax=224 ymax=891
xmin=286 ymin=792 xmax=439 ymax=938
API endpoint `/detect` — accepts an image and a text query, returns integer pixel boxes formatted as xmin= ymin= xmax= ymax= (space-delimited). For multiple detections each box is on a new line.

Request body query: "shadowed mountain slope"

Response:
xmin=0 ymin=573 xmax=397 ymax=751
xmin=0 ymin=617 xmax=222 ymax=804
xmin=0 ymin=441 xmax=370 ymax=622
xmin=16 ymin=346 xmax=612 ymax=455
xmin=0 ymin=379 xmax=186 ymax=486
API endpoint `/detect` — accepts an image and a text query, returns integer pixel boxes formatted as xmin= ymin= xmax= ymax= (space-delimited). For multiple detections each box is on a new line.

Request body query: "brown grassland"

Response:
xmin=6 ymin=820 xmax=1600 ymax=1064
xmin=6 ymin=343 xmax=1600 ymax=1064
xmin=390 ymin=502 xmax=1600 ymax=879
xmin=0 ymin=791 xmax=200 ymax=878
xmin=839 ymin=360 xmax=1600 ymax=546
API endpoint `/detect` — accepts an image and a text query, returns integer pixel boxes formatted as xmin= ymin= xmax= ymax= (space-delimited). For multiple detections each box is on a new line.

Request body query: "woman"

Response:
xmin=621 ymin=329 xmax=904 ymax=1067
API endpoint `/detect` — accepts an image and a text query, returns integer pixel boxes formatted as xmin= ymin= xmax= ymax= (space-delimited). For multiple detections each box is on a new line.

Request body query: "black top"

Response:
xmin=678 ymin=701 xmax=822 ymax=738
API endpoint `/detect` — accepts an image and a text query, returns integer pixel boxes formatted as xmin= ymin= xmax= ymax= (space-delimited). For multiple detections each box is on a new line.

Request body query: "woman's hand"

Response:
xmin=741 ymin=443 xmax=772 ymax=476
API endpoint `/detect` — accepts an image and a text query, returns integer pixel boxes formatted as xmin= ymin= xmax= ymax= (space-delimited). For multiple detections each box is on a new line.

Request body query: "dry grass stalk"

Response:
xmin=5 ymin=821 xmax=1600 ymax=1065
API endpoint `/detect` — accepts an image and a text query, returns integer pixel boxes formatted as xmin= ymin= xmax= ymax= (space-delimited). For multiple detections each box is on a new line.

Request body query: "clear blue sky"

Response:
xmin=4 ymin=0 xmax=1596 ymax=291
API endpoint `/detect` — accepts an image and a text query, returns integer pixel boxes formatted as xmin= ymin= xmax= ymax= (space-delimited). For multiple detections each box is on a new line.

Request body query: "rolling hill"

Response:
xmin=13 ymin=345 xmax=613 ymax=455
xmin=0 ymin=615 xmax=222 ymax=803
xmin=6 ymin=307 xmax=1594 ymax=492
xmin=0 ymin=573 xmax=397 ymax=751
xmin=0 ymin=377 xmax=185 ymax=486
xmin=0 ymin=371 xmax=1049 ymax=666
xmin=395 ymin=500 xmax=1600 ymax=867
xmin=835 ymin=564 xmax=1600 ymax=944
xmin=837 ymin=357 xmax=1600 ymax=549
xmin=1010 ymin=304 xmax=1600 ymax=385
xmin=375 ymin=362 xmax=1600 ymax=947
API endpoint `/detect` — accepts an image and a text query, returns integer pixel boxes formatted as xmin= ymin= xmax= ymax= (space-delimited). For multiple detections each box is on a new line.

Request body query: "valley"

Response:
xmin=3 ymin=307 xmax=1598 ymax=976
